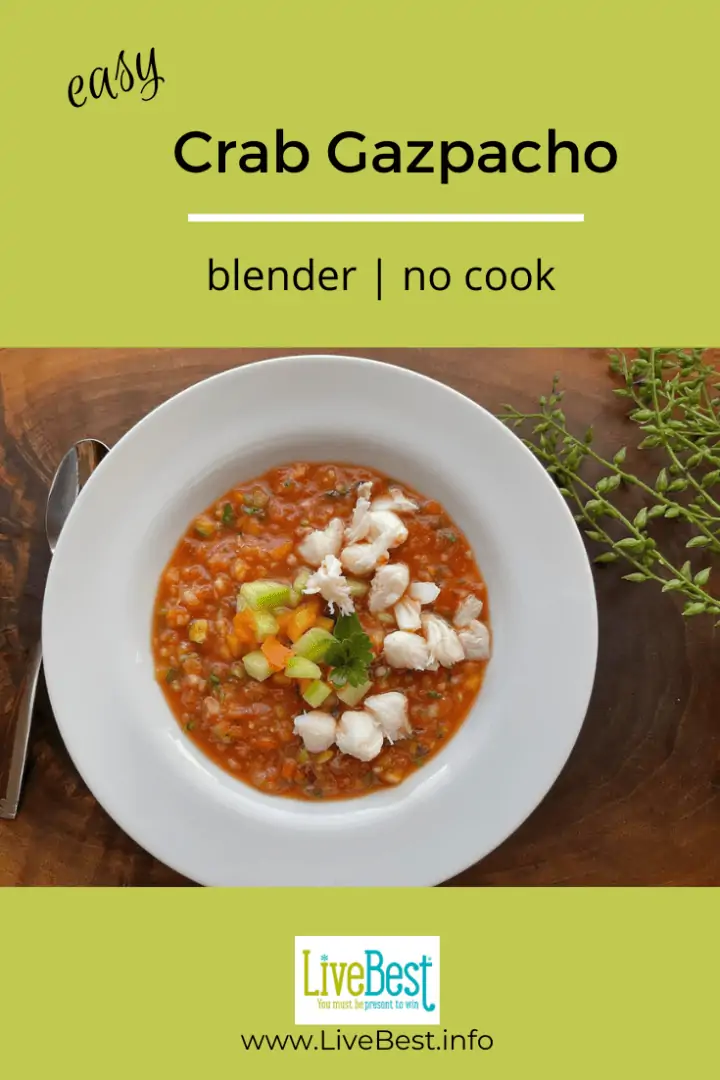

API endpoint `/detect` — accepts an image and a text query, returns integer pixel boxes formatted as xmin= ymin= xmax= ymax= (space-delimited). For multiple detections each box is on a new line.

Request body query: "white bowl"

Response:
xmin=42 ymin=355 xmax=597 ymax=885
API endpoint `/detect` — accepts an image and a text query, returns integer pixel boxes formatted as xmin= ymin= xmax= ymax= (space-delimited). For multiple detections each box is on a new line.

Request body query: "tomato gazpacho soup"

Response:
xmin=152 ymin=463 xmax=491 ymax=800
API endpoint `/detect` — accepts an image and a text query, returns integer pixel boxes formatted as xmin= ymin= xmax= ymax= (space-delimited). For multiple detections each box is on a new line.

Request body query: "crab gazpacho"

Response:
xmin=152 ymin=463 xmax=491 ymax=800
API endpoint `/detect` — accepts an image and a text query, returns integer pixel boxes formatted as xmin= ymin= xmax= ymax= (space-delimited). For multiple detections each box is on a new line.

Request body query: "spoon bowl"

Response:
xmin=46 ymin=439 xmax=109 ymax=553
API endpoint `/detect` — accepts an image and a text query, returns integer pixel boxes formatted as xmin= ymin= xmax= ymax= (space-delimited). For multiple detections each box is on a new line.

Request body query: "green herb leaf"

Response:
xmin=221 ymin=503 xmax=235 ymax=526
xmin=686 ymin=535 xmax=712 ymax=549
xmin=661 ymin=579 xmax=684 ymax=592
xmin=325 ymin=614 xmax=373 ymax=689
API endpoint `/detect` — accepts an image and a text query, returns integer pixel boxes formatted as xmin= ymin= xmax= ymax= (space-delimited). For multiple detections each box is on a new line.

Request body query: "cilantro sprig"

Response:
xmin=325 ymin=613 xmax=373 ymax=688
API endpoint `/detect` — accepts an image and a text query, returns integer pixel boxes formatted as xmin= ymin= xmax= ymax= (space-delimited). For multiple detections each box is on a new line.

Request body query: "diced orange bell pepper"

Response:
xmin=287 ymin=602 xmax=319 ymax=643
xmin=261 ymin=636 xmax=294 ymax=671
xmin=275 ymin=609 xmax=295 ymax=636
xmin=233 ymin=610 xmax=256 ymax=645
xmin=226 ymin=633 xmax=242 ymax=658
xmin=315 ymin=616 xmax=334 ymax=633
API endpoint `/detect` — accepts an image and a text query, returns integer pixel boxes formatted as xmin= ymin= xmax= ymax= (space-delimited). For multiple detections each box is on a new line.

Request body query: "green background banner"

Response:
xmin=1 ymin=889 xmax=715 ymax=1075
xmin=1 ymin=0 xmax=717 ymax=345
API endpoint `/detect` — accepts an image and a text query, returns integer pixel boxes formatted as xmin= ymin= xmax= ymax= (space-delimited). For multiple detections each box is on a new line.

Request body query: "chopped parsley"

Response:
xmin=221 ymin=503 xmax=235 ymax=526
xmin=426 ymin=690 xmax=442 ymax=699
xmin=325 ymin=613 xmax=373 ymax=688
xmin=242 ymin=505 xmax=264 ymax=516
xmin=165 ymin=667 xmax=179 ymax=684
xmin=208 ymin=673 xmax=224 ymax=699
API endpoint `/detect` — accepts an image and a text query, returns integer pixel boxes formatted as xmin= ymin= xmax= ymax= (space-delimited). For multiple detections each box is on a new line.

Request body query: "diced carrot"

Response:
xmin=315 ymin=616 xmax=334 ymax=632
xmin=298 ymin=678 xmax=313 ymax=694
xmin=243 ymin=516 xmax=263 ymax=536
xmin=271 ymin=672 xmax=292 ymax=687
xmin=270 ymin=540 xmax=294 ymax=560
xmin=287 ymin=603 xmax=319 ymax=642
xmin=255 ymin=737 xmax=280 ymax=751
xmin=261 ymin=636 xmax=294 ymax=670
xmin=281 ymin=758 xmax=297 ymax=779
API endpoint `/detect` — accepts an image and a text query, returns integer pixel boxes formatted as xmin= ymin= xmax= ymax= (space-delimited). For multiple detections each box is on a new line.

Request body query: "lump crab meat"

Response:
xmin=297 ymin=518 xmax=344 ymax=567
xmin=409 ymin=581 xmax=440 ymax=605
xmin=422 ymin=613 xmax=464 ymax=668
xmin=458 ymin=619 xmax=491 ymax=660
xmin=345 ymin=481 xmax=373 ymax=544
xmin=369 ymin=561 xmax=410 ymax=613
xmin=293 ymin=710 xmax=337 ymax=753
xmin=453 ymin=594 xmax=484 ymax=628
xmin=335 ymin=710 xmax=384 ymax=762
xmin=364 ymin=692 xmax=411 ymax=744
xmin=383 ymin=629 xmax=431 ymax=670
xmin=367 ymin=509 xmax=408 ymax=549
xmin=303 ymin=554 xmax=354 ymax=615
xmin=393 ymin=596 xmax=422 ymax=631
xmin=371 ymin=488 xmax=419 ymax=514
xmin=340 ymin=532 xmax=392 ymax=576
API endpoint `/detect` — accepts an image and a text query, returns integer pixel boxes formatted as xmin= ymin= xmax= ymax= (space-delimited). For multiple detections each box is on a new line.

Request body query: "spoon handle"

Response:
xmin=0 ymin=641 xmax=43 ymax=819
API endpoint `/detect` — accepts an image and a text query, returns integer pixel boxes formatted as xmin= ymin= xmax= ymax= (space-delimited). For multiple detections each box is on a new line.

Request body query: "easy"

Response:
xmin=68 ymin=48 xmax=163 ymax=107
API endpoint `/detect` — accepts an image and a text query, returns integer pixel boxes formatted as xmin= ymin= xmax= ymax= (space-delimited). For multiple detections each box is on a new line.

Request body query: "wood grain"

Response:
xmin=1 ymin=347 xmax=719 ymax=886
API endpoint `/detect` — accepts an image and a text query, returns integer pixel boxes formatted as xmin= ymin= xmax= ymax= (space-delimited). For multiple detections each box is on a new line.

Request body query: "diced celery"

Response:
xmin=336 ymin=680 xmax=372 ymax=707
xmin=287 ymin=588 xmax=301 ymax=609
xmin=253 ymin=610 xmax=279 ymax=641
xmin=292 ymin=627 xmax=336 ymax=662
xmin=347 ymin=578 xmax=369 ymax=598
xmin=242 ymin=650 xmax=273 ymax=682
xmin=302 ymin=680 xmax=332 ymax=708
xmin=293 ymin=568 xmax=311 ymax=595
xmin=236 ymin=593 xmax=247 ymax=613
xmin=240 ymin=580 xmax=293 ymax=610
xmin=285 ymin=656 xmax=322 ymax=680
xmin=188 ymin=619 xmax=208 ymax=643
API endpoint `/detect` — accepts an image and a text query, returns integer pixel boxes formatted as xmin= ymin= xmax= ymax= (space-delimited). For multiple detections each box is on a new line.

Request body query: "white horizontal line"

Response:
xmin=187 ymin=213 xmax=584 ymax=224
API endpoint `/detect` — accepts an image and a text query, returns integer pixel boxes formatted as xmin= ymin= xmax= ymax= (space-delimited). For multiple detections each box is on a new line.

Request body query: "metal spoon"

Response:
xmin=0 ymin=438 xmax=109 ymax=819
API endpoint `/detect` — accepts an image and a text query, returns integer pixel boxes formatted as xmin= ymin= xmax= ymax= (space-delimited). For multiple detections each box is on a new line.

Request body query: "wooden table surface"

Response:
xmin=1 ymin=347 xmax=719 ymax=887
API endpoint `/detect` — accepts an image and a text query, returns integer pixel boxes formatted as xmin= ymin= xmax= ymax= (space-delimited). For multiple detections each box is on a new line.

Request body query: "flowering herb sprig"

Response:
xmin=498 ymin=348 xmax=720 ymax=620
